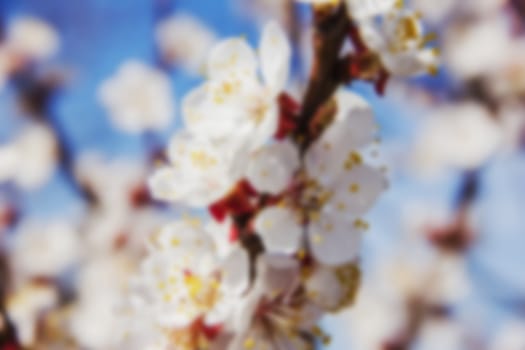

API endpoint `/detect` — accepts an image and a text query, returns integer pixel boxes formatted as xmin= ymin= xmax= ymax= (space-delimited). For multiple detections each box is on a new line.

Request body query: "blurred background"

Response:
xmin=0 ymin=0 xmax=524 ymax=349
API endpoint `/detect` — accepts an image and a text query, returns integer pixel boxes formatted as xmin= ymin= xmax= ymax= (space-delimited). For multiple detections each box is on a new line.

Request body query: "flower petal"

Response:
xmin=254 ymin=207 xmax=302 ymax=255
xmin=306 ymin=263 xmax=360 ymax=312
xmin=156 ymin=222 xmax=217 ymax=273
xmin=259 ymin=21 xmax=291 ymax=93
xmin=220 ymin=246 xmax=250 ymax=295
xmin=328 ymin=164 xmax=386 ymax=217
xmin=148 ymin=166 xmax=183 ymax=203
xmin=207 ymin=38 xmax=257 ymax=80
xmin=309 ymin=212 xmax=362 ymax=266
xmin=245 ymin=140 xmax=299 ymax=194
xmin=347 ymin=0 xmax=398 ymax=21
xmin=182 ymin=83 xmax=240 ymax=139
xmin=156 ymin=132 xmax=241 ymax=207
xmin=306 ymin=90 xmax=376 ymax=184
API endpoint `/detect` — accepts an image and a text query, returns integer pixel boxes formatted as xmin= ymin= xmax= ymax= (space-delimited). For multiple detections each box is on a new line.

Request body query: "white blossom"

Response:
xmin=98 ymin=60 xmax=175 ymax=133
xmin=129 ymin=220 xmax=248 ymax=330
xmin=254 ymin=90 xmax=385 ymax=265
xmin=5 ymin=17 xmax=59 ymax=60
xmin=7 ymin=284 xmax=59 ymax=347
xmin=129 ymin=13 xmax=405 ymax=348
xmin=245 ymin=139 xmax=299 ymax=195
xmin=0 ymin=124 xmax=58 ymax=190
xmin=70 ymin=256 xmax=135 ymax=349
xmin=411 ymin=0 xmax=457 ymax=24
xmin=304 ymin=262 xmax=360 ymax=312
xmin=359 ymin=8 xmax=439 ymax=76
xmin=149 ymin=131 xmax=247 ymax=207
xmin=11 ymin=220 xmax=80 ymax=280
xmin=346 ymin=0 xmax=398 ymax=20
xmin=228 ymin=255 xmax=323 ymax=350
xmin=444 ymin=16 xmax=512 ymax=80
xmin=156 ymin=14 xmax=215 ymax=74
xmin=183 ymin=21 xmax=291 ymax=151
xmin=412 ymin=102 xmax=502 ymax=174
xmin=339 ymin=282 xmax=407 ymax=349
xmin=116 ymin=302 xmax=173 ymax=350
xmin=75 ymin=153 xmax=147 ymax=212
xmin=415 ymin=319 xmax=465 ymax=350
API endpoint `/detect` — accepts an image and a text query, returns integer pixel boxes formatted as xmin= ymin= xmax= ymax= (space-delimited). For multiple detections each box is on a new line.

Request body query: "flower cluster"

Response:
xmin=335 ymin=0 xmax=525 ymax=348
xmin=98 ymin=61 xmax=176 ymax=134
xmin=0 ymin=16 xmax=59 ymax=91
xmin=299 ymin=0 xmax=438 ymax=80
xmin=125 ymin=1 xmax=435 ymax=348
xmin=0 ymin=17 xmax=61 ymax=191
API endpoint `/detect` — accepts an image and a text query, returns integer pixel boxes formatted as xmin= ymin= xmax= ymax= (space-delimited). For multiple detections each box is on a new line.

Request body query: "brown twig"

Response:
xmin=0 ymin=253 xmax=19 ymax=349
xmin=14 ymin=70 xmax=98 ymax=206
xmin=295 ymin=4 xmax=350 ymax=150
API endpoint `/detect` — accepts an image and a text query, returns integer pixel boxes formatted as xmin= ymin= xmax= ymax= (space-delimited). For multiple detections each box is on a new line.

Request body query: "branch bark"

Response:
xmin=295 ymin=4 xmax=349 ymax=150
xmin=0 ymin=253 xmax=18 ymax=348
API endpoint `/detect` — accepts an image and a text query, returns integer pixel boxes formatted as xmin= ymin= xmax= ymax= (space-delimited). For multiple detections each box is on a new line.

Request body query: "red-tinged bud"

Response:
xmin=348 ymin=23 xmax=368 ymax=54
xmin=209 ymin=202 xmax=228 ymax=222
xmin=113 ymin=232 xmax=129 ymax=251
xmin=374 ymin=69 xmax=390 ymax=96
xmin=0 ymin=206 xmax=18 ymax=233
xmin=208 ymin=180 xmax=259 ymax=222
xmin=275 ymin=114 xmax=298 ymax=140
xmin=201 ymin=324 xmax=223 ymax=340
xmin=426 ymin=222 xmax=473 ymax=253
xmin=275 ymin=93 xmax=300 ymax=140
xmin=349 ymin=59 xmax=361 ymax=78
xmin=279 ymin=93 xmax=300 ymax=115
xmin=190 ymin=317 xmax=223 ymax=341
xmin=239 ymin=180 xmax=257 ymax=197
xmin=129 ymin=183 xmax=152 ymax=208
xmin=228 ymin=225 xmax=239 ymax=243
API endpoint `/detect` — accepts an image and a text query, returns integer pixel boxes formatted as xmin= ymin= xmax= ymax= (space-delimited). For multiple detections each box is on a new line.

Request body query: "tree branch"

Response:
xmin=295 ymin=4 xmax=349 ymax=149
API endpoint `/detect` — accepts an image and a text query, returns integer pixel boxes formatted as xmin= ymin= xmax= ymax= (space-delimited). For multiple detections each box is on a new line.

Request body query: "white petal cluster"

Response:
xmin=10 ymin=221 xmax=80 ymax=280
xmin=0 ymin=16 xmax=59 ymax=91
xmin=444 ymin=15 xmax=512 ymax=80
xmin=255 ymin=91 xmax=385 ymax=266
xmin=4 ymin=17 xmax=59 ymax=61
xmin=358 ymin=7 xmax=438 ymax=77
xmin=98 ymin=60 xmax=175 ymax=133
xmin=150 ymin=21 xmax=292 ymax=207
xmin=155 ymin=14 xmax=216 ymax=74
xmin=69 ymin=157 xmax=172 ymax=349
xmin=412 ymin=102 xmax=502 ymax=174
xmin=133 ymin=20 xmax=387 ymax=350
xmin=6 ymin=284 xmax=58 ymax=347
xmin=124 ymin=220 xmax=248 ymax=349
xmin=296 ymin=0 xmax=438 ymax=77
xmin=0 ymin=124 xmax=58 ymax=190
xmin=5 ymin=220 xmax=80 ymax=347
xmin=183 ymin=21 xmax=290 ymax=148
xmin=149 ymin=131 xmax=245 ymax=207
